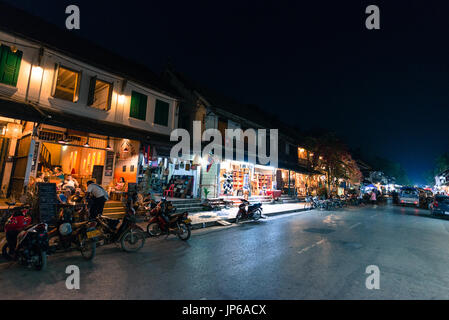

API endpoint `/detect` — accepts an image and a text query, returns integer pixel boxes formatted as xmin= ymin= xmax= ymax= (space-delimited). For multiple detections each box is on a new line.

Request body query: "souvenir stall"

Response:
xmin=138 ymin=146 xmax=199 ymax=198
xmin=219 ymin=160 xmax=276 ymax=197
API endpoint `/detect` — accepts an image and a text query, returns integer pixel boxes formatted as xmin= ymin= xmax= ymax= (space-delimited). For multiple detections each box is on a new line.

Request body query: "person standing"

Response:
xmin=86 ymin=180 xmax=109 ymax=220
xmin=370 ymin=190 xmax=377 ymax=205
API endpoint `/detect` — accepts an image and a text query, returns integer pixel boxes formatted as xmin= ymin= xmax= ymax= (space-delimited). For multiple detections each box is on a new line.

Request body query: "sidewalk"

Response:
xmin=138 ymin=201 xmax=311 ymax=229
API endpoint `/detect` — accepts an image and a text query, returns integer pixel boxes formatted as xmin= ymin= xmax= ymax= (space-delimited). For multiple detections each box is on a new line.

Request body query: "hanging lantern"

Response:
xmin=4 ymin=122 xmax=22 ymax=139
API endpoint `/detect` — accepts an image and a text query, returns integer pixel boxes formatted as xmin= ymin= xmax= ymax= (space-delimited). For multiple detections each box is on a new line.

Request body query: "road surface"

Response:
xmin=1 ymin=202 xmax=449 ymax=299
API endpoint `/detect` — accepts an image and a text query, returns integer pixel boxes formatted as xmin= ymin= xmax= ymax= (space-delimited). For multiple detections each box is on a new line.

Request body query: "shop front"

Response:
xmin=138 ymin=146 xmax=200 ymax=199
xmin=276 ymin=167 xmax=324 ymax=197
xmin=218 ymin=160 xmax=277 ymax=198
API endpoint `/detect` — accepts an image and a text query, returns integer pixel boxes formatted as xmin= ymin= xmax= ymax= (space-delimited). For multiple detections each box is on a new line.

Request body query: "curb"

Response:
xmin=190 ymin=207 xmax=312 ymax=230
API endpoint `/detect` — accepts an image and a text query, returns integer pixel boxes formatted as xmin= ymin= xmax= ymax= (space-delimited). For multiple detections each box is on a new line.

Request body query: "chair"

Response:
xmin=163 ymin=184 xmax=175 ymax=198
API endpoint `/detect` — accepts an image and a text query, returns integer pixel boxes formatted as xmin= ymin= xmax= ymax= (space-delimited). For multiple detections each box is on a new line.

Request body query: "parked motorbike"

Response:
xmin=0 ymin=202 xmax=31 ymax=232
xmin=96 ymin=204 xmax=146 ymax=252
xmin=146 ymin=198 xmax=192 ymax=241
xmin=47 ymin=205 xmax=98 ymax=260
xmin=1 ymin=219 xmax=49 ymax=271
xmin=235 ymin=199 xmax=263 ymax=223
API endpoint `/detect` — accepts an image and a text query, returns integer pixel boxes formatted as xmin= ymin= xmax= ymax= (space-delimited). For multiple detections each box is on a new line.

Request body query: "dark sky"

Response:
xmin=6 ymin=0 xmax=449 ymax=184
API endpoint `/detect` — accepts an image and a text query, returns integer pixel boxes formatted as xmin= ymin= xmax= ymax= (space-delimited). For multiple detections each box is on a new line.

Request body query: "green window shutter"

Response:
xmin=130 ymin=91 xmax=147 ymax=120
xmin=0 ymin=45 xmax=22 ymax=86
xmin=154 ymin=99 xmax=169 ymax=126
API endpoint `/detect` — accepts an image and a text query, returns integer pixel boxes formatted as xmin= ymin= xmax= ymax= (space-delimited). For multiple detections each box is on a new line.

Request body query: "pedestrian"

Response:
xmin=86 ymin=180 xmax=109 ymax=220
xmin=370 ymin=190 xmax=377 ymax=205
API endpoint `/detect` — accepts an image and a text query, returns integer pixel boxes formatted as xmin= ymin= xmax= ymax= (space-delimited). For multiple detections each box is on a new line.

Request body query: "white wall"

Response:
xmin=0 ymin=30 xmax=178 ymax=136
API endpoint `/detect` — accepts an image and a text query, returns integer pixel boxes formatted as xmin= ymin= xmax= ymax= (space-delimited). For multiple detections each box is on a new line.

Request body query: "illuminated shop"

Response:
xmin=218 ymin=160 xmax=276 ymax=197
xmin=138 ymin=147 xmax=200 ymax=198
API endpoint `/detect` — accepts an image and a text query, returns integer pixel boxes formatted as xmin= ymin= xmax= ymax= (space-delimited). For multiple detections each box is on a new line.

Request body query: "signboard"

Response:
xmin=104 ymin=151 xmax=114 ymax=176
xmin=37 ymin=182 xmax=57 ymax=224
xmin=127 ymin=182 xmax=137 ymax=196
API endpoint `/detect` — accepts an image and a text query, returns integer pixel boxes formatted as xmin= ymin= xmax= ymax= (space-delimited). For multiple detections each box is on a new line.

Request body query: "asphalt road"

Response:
xmin=2 ymin=202 xmax=449 ymax=300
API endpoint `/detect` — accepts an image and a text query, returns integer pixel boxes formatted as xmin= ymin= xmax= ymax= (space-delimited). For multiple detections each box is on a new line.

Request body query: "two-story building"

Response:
xmin=163 ymin=68 xmax=323 ymax=199
xmin=0 ymin=4 xmax=180 ymax=198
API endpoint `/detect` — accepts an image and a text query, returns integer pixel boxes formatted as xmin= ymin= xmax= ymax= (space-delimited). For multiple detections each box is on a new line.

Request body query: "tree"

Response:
xmin=306 ymin=132 xmax=362 ymax=195
xmin=425 ymin=152 xmax=449 ymax=185
xmin=368 ymin=156 xmax=410 ymax=185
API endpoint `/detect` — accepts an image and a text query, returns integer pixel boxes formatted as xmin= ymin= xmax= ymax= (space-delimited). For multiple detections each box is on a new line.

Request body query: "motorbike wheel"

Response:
xmin=79 ymin=234 xmax=96 ymax=261
xmin=235 ymin=212 xmax=242 ymax=224
xmin=252 ymin=209 xmax=262 ymax=221
xmin=121 ymin=229 xmax=145 ymax=252
xmin=146 ymin=222 xmax=162 ymax=237
xmin=33 ymin=250 xmax=47 ymax=271
xmin=177 ymin=222 xmax=191 ymax=241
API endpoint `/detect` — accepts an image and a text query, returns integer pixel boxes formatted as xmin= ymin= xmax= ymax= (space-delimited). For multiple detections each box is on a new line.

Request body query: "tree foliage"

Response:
xmin=306 ymin=132 xmax=362 ymax=193
xmin=425 ymin=152 xmax=449 ymax=185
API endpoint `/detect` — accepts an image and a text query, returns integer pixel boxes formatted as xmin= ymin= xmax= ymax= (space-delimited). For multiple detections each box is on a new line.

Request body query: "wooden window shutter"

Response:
xmin=154 ymin=99 xmax=169 ymax=126
xmin=51 ymin=63 xmax=60 ymax=96
xmin=74 ymin=70 xmax=82 ymax=102
xmin=106 ymin=82 xmax=113 ymax=110
xmin=0 ymin=45 xmax=22 ymax=87
xmin=87 ymin=76 xmax=97 ymax=106
xmin=130 ymin=91 xmax=147 ymax=120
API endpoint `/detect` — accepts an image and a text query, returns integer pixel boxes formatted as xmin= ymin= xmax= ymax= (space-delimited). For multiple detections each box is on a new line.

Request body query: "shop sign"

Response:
xmin=37 ymin=183 xmax=57 ymax=224
xmin=104 ymin=151 xmax=114 ymax=176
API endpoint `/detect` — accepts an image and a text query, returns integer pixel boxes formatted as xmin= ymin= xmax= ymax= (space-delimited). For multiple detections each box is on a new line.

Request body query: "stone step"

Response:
xmin=104 ymin=201 xmax=125 ymax=208
xmin=173 ymin=206 xmax=206 ymax=213
xmin=103 ymin=207 xmax=126 ymax=214
xmin=172 ymin=202 xmax=205 ymax=208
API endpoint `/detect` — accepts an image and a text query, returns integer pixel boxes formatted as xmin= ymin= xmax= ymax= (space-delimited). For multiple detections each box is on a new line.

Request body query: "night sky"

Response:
xmin=6 ymin=0 xmax=449 ymax=184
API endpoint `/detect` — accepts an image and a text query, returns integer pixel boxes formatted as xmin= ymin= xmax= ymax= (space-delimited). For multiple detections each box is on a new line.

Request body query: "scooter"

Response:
xmin=2 ymin=219 xmax=49 ymax=271
xmin=47 ymin=205 xmax=98 ymax=261
xmin=146 ymin=198 xmax=192 ymax=241
xmin=235 ymin=199 xmax=263 ymax=223
xmin=96 ymin=203 xmax=146 ymax=252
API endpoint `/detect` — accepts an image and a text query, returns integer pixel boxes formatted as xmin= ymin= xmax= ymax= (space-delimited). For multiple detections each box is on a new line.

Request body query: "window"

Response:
xmin=53 ymin=66 xmax=81 ymax=102
xmin=154 ymin=99 xmax=169 ymax=126
xmin=0 ymin=45 xmax=22 ymax=87
xmin=298 ymin=147 xmax=307 ymax=160
xmin=129 ymin=91 xmax=147 ymax=120
xmin=87 ymin=76 xmax=112 ymax=110
xmin=285 ymin=143 xmax=290 ymax=155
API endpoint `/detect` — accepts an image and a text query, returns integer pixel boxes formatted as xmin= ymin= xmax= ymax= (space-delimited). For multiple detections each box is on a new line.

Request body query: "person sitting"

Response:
xmin=57 ymin=189 xmax=72 ymax=204
xmin=62 ymin=175 xmax=78 ymax=193
xmin=115 ymin=177 xmax=126 ymax=191
xmin=54 ymin=167 xmax=65 ymax=182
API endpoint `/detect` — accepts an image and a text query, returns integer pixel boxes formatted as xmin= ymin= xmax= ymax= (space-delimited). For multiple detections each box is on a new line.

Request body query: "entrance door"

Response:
xmin=9 ymin=134 xmax=32 ymax=197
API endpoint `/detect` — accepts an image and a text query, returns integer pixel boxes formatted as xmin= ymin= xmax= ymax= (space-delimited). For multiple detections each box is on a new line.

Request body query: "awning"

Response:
xmin=0 ymin=98 xmax=175 ymax=147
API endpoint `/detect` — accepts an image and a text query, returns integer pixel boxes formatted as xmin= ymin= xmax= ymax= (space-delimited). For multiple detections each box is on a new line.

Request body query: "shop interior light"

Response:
xmin=4 ymin=122 xmax=22 ymax=139
xmin=83 ymin=137 xmax=90 ymax=148
xmin=10 ymin=45 xmax=17 ymax=53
